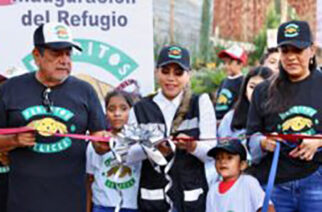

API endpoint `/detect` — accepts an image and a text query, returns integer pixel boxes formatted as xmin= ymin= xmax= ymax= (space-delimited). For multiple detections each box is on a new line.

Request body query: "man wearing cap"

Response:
xmin=215 ymin=45 xmax=248 ymax=122
xmin=247 ymin=20 xmax=322 ymax=212
xmin=0 ymin=22 xmax=107 ymax=212
xmin=126 ymin=45 xmax=217 ymax=212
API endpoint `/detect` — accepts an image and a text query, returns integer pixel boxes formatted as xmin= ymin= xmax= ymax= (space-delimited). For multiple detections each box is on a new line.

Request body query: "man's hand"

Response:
xmin=289 ymin=138 xmax=322 ymax=161
xmin=13 ymin=132 xmax=36 ymax=148
xmin=0 ymin=152 xmax=9 ymax=166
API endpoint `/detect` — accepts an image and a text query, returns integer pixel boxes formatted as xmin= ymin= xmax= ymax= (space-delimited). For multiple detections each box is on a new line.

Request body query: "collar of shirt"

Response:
xmin=153 ymin=90 xmax=184 ymax=135
xmin=227 ymin=73 xmax=243 ymax=79
xmin=153 ymin=90 xmax=183 ymax=111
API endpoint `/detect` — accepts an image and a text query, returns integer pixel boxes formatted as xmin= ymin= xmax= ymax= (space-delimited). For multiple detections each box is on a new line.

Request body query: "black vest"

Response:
xmin=134 ymin=94 xmax=208 ymax=212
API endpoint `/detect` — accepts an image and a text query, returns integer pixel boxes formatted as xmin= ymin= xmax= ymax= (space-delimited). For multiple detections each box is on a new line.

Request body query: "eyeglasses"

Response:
xmin=42 ymin=88 xmax=53 ymax=113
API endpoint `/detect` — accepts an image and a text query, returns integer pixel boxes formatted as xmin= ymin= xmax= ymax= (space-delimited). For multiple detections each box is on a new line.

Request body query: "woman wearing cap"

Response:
xmin=247 ymin=20 xmax=322 ymax=212
xmin=126 ymin=45 xmax=217 ymax=212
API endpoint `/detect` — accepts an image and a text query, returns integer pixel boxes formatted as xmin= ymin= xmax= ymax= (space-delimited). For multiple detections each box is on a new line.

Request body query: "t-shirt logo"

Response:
xmin=27 ymin=117 xmax=67 ymax=136
xmin=278 ymin=106 xmax=318 ymax=135
xmin=21 ymin=105 xmax=75 ymax=154
xmin=0 ymin=165 xmax=9 ymax=173
xmin=284 ymin=23 xmax=300 ymax=38
xmin=103 ymin=157 xmax=136 ymax=190
xmin=216 ymin=88 xmax=233 ymax=111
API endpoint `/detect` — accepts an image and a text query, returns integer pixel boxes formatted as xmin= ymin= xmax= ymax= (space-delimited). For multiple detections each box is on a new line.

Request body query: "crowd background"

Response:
xmin=153 ymin=0 xmax=322 ymax=96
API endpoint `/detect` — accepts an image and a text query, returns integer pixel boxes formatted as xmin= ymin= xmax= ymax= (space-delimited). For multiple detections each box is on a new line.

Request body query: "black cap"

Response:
xmin=156 ymin=45 xmax=191 ymax=70
xmin=208 ymin=139 xmax=247 ymax=161
xmin=34 ymin=22 xmax=82 ymax=51
xmin=277 ymin=20 xmax=313 ymax=49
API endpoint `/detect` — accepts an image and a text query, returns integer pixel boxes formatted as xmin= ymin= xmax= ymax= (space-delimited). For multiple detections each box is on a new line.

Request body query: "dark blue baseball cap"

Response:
xmin=277 ymin=20 xmax=313 ymax=49
xmin=208 ymin=139 xmax=247 ymax=161
xmin=156 ymin=45 xmax=191 ymax=71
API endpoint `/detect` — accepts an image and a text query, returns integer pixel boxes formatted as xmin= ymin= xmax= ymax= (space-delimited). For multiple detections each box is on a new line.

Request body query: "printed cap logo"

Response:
xmin=168 ymin=47 xmax=182 ymax=59
xmin=284 ymin=23 xmax=299 ymax=38
xmin=55 ymin=25 xmax=69 ymax=40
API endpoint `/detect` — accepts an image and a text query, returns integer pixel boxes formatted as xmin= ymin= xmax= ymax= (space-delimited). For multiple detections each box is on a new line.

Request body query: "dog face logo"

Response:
xmin=282 ymin=116 xmax=313 ymax=132
xmin=27 ymin=117 xmax=67 ymax=137
xmin=217 ymin=94 xmax=229 ymax=104
xmin=278 ymin=106 xmax=318 ymax=135
xmin=284 ymin=23 xmax=299 ymax=38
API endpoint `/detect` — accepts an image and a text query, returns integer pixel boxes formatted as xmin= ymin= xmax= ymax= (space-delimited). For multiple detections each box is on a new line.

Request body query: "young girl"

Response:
xmin=218 ymin=66 xmax=273 ymax=139
xmin=206 ymin=139 xmax=275 ymax=212
xmin=86 ymin=91 xmax=141 ymax=212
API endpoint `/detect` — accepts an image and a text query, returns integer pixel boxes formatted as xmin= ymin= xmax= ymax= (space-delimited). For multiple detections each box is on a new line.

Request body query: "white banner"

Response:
xmin=317 ymin=0 xmax=322 ymax=47
xmin=0 ymin=0 xmax=154 ymax=99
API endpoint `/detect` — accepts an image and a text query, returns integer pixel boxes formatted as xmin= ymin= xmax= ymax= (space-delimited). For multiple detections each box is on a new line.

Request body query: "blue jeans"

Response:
xmin=93 ymin=204 xmax=139 ymax=212
xmin=266 ymin=166 xmax=322 ymax=212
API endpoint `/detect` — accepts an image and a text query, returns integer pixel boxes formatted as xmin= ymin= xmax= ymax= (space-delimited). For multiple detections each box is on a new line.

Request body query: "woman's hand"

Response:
xmin=174 ymin=133 xmax=197 ymax=153
xmin=260 ymin=137 xmax=277 ymax=152
xmin=289 ymin=139 xmax=322 ymax=161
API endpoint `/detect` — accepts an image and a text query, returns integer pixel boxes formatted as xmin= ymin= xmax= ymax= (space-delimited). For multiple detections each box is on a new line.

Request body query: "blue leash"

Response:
xmin=262 ymin=142 xmax=280 ymax=212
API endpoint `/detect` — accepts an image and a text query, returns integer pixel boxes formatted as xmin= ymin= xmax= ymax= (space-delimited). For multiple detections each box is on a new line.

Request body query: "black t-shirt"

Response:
xmin=247 ymin=69 xmax=322 ymax=184
xmin=215 ymin=75 xmax=244 ymax=120
xmin=0 ymin=73 xmax=106 ymax=212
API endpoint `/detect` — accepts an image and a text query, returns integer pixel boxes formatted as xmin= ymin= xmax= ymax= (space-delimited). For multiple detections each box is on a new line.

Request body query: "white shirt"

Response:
xmin=206 ymin=174 xmax=272 ymax=212
xmin=127 ymin=90 xmax=217 ymax=163
xmin=86 ymin=143 xmax=141 ymax=209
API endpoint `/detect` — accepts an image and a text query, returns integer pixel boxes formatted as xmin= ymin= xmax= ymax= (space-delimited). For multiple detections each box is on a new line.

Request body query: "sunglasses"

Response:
xmin=42 ymin=88 xmax=53 ymax=113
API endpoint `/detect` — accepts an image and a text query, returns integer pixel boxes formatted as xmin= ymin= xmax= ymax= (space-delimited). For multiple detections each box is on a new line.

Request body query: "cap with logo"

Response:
xmin=277 ymin=20 xmax=313 ymax=49
xmin=34 ymin=22 xmax=82 ymax=51
xmin=207 ymin=138 xmax=247 ymax=161
xmin=218 ymin=45 xmax=248 ymax=65
xmin=156 ymin=45 xmax=191 ymax=71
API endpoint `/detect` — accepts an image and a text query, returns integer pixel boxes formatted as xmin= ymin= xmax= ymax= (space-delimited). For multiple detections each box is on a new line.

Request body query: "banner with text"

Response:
xmin=0 ymin=0 xmax=154 ymax=99
xmin=317 ymin=0 xmax=322 ymax=48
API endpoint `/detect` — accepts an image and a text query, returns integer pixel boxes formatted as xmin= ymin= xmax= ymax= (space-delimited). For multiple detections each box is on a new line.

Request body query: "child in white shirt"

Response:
xmin=86 ymin=90 xmax=141 ymax=212
xmin=206 ymin=139 xmax=275 ymax=212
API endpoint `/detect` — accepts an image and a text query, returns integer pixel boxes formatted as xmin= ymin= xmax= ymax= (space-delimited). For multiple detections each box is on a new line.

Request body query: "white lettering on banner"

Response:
xmin=0 ymin=1 xmax=155 ymax=96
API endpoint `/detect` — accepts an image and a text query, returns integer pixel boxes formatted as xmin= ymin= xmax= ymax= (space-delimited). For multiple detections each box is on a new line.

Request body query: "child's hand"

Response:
xmin=91 ymin=131 xmax=111 ymax=155
xmin=289 ymin=138 xmax=322 ymax=161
